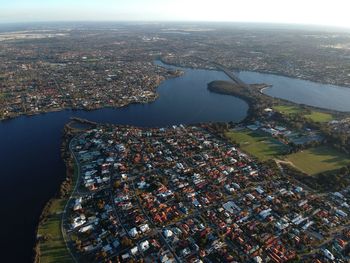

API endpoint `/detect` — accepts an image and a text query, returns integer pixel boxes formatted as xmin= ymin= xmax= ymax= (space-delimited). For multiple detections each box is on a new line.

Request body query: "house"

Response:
xmin=140 ymin=240 xmax=150 ymax=251
xmin=163 ymin=229 xmax=173 ymax=238
xmin=129 ymin=227 xmax=138 ymax=238
xmin=130 ymin=246 xmax=138 ymax=255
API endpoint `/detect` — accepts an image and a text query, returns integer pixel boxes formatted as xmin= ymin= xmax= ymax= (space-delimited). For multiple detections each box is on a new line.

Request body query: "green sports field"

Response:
xmin=37 ymin=199 xmax=73 ymax=263
xmin=285 ymin=146 xmax=350 ymax=175
xmin=273 ymin=105 xmax=333 ymax=123
xmin=225 ymin=129 xmax=287 ymax=161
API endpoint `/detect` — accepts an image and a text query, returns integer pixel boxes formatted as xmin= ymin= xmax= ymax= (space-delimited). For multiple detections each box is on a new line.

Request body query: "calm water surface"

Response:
xmin=237 ymin=70 xmax=350 ymax=112
xmin=2 ymin=61 xmax=350 ymax=262
xmin=0 ymin=62 xmax=248 ymax=262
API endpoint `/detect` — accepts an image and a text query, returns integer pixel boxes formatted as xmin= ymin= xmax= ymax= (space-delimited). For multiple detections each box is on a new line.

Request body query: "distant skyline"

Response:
xmin=1 ymin=0 xmax=350 ymax=28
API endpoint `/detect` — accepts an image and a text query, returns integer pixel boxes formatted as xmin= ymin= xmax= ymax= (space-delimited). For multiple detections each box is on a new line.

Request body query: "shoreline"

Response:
xmin=33 ymin=85 xmax=348 ymax=262
xmin=207 ymin=80 xmax=348 ymax=121
xmin=0 ymin=64 xmax=184 ymax=123
xmin=36 ymin=120 xmax=350 ymax=262
xmin=207 ymin=80 xmax=257 ymax=122
xmin=2 ymin=59 xmax=349 ymax=124
xmin=160 ymin=58 xmax=350 ymax=116
xmin=34 ymin=119 xmax=95 ymax=263
xmin=0 ymin=95 xmax=157 ymax=123
xmin=14 ymin=60 xmax=350 ymax=262
xmin=160 ymin=57 xmax=350 ymax=89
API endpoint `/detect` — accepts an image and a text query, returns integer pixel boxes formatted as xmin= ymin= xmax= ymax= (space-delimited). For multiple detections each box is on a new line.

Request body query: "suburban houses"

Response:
xmin=64 ymin=124 xmax=350 ymax=262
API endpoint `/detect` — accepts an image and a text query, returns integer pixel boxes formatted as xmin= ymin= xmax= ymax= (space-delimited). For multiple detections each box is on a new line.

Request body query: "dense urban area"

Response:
xmin=1 ymin=23 xmax=350 ymax=120
xmin=45 ymin=123 xmax=350 ymax=263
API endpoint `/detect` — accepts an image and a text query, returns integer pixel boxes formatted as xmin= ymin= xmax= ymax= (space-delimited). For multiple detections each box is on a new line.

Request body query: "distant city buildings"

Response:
xmin=1 ymin=24 xmax=350 ymax=120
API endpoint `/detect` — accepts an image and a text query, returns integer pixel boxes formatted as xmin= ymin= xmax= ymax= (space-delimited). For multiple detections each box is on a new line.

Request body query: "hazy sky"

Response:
xmin=1 ymin=0 xmax=350 ymax=28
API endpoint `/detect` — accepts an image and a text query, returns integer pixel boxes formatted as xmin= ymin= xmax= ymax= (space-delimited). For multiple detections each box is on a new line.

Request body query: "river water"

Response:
xmin=1 ymin=60 xmax=350 ymax=262
xmin=237 ymin=70 xmax=350 ymax=112
xmin=0 ymin=62 xmax=248 ymax=262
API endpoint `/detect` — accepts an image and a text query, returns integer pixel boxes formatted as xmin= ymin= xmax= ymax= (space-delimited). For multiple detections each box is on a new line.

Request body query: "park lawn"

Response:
xmin=285 ymin=146 xmax=350 ymax=175
xmin=37 ymin=199 xmax=73 ymax=263
xmin=225 ymin=129 xmax=287 ymax=161
xmin=273 ymin=105 xmax=302 ymax=115
xmin=37 ymin=162 xmax=79 ymax=263
xmin=304 ymin=111 xmax=333 ymax=123
xmin=273 ymin=104 xmax=333 ymax=123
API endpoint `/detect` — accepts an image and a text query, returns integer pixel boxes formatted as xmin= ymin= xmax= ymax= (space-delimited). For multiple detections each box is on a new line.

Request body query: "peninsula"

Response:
xmin=36 ymin=120 xmax=350 ymax=262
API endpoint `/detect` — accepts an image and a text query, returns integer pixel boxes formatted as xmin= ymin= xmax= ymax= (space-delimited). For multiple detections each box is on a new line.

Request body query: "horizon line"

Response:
xmin=0 ymin=20 xmax=350 ymax=32
xmin=0 ymin=20 xmax=350 ymax=30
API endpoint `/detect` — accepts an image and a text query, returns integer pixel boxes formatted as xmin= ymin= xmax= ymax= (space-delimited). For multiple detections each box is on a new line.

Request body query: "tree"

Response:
xmin=114 ymin=180 xmax=121 ymax=189
xmin=121 ymin=236 xmax=133 ymax=247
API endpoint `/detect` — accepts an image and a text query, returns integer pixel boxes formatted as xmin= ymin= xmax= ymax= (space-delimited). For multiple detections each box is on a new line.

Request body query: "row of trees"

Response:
xmin=282 ymin=163 xmax=350 ymax=192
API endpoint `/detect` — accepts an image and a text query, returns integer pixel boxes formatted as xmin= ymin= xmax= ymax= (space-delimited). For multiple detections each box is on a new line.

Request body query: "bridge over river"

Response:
xmin=214 ymin=63 xmax=248 ymax=87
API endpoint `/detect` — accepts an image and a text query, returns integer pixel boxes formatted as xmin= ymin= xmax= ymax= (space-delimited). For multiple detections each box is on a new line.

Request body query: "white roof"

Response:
xmin=128 ymin=227 xmax=138 ymax=237
xmin=130 ymin=246 xmax=138 ymax=255
xmin=163 ymin=229 xmax=173 ymax=238
xmin=140 ymin=240 xmax=150 ymax=251
xmin=140 ymin=224 xmax=150 ymax=233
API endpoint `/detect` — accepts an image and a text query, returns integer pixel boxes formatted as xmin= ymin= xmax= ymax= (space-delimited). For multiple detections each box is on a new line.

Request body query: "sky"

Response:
xmin=1 ymin=0 xmax=350 ymax=28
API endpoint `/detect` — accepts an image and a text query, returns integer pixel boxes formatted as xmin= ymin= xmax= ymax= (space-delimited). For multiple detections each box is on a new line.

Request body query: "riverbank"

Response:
xmin=34 ymin=119 xmax=95 ymax=263
xmin=207 ymin=80 xmax=348 ymax=121
xmin=160 ymin=58 xmax=350 ymax=112
xmin=3 ymin=60 xmax=348 ymax=262
xmin=0 ymin=68 xmax=184 ymax=122
xmin=32 ymin=78 xmax=334 ymax=263
xmin=161 ymin=56 xmax=350 ymax=89
xmin=3 ymin=59 xmax=348 ymax=123
xmin=0 ymin=60 xmax=240 ymax=262
xmin=0 ymin=99 xmax=131 ymax=122
xmin=207 ymin=80 xmax=260 ymax=122
xmin=207 ymin=80 xmax=350 ymax=194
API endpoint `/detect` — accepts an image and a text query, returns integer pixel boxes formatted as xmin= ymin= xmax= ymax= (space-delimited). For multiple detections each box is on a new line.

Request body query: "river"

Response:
xmin=0 ymin=62 xmax=248 ymax=262
xmin=237 ymin=70 xmax=350 ymax=112
xmin=1 ymin=60 xmax=350 ymax=262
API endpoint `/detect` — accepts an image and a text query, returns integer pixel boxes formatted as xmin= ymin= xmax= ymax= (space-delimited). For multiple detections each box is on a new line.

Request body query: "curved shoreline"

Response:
xmin=30 ymin=61 xmax=246 ymax=262
xmin=159 ymin=59 xmax=350 ymax=115
xmin=2 ymin=59 xmax=349 ymax=124
xmin=0 ymin=93 xmax=159 ymax=123
xmin=1 ymin=64 xmax=184 ymax=123
xmin=14 ymin=59 xmax=350 ymax=262
xmin=34 ymin=120 xmax=91 ymax=263
xmin=159 ymin=58 xmax=350 ymax=89
xmin=207 ymin=80 xmax=348 ymax=121
xmin=60 ymin=135 xmax=80 ymax=263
